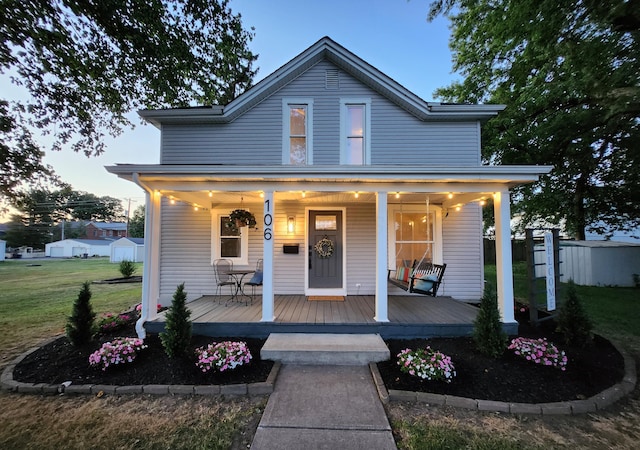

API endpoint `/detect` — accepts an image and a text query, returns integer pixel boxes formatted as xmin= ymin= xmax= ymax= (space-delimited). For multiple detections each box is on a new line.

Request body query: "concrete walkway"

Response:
xmin=251 ymin=364 xmax=397 ymax=450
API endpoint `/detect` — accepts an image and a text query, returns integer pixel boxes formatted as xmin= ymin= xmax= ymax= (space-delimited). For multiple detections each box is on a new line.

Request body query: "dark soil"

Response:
xmin=13 ymin=326 xmax=274 ymax=386
xmin=378 ymin=321 xmax=625 ymax=403
xmin=13 ymin=318 xmax=625 ymax=404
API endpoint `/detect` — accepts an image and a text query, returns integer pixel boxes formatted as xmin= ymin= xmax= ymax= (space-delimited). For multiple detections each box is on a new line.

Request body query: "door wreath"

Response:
xmin=314 ymin=237 xmax=334 ymax=258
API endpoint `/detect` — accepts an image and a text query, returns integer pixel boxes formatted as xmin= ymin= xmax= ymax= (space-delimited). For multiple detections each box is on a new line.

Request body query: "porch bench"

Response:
xmin=388 ymin=261 xmax=447 ymax=297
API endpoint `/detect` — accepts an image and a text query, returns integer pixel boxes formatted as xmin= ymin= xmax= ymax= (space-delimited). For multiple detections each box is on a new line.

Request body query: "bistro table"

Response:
xmin=224 ymin=269 xmax=255 ymax=305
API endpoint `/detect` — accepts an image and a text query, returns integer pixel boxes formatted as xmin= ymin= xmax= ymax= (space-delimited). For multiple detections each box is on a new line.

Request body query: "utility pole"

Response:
xmin=125 ymin=198 xmax=137 ymax=237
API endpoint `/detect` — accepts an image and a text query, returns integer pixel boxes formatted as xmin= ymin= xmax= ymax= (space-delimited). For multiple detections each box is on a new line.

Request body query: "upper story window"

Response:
xmin=282 ymin=98 xmax=313 ymax=165
xmin=340 ymin=98 xmax=371 ymax=165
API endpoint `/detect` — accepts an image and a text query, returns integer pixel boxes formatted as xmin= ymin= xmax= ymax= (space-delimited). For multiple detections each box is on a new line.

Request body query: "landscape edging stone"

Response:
xmin=1 ymin=345 xmax=281 ymax=398
xmin=368 ymin=340 xmax=636 ymax=416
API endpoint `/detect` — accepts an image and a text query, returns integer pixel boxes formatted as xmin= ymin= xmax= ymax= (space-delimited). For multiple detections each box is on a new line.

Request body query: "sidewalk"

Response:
xmin=251 ymin=365 xmax=397 ymax=450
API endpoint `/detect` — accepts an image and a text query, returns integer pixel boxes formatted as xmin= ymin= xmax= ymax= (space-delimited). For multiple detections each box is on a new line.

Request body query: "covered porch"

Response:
xmin=144 ymin=294 xmax=506 ymax=339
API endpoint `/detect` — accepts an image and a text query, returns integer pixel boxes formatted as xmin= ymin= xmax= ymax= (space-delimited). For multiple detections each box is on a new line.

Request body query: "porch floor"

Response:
xmin=146 ymin=295 xmax=489 ymax=339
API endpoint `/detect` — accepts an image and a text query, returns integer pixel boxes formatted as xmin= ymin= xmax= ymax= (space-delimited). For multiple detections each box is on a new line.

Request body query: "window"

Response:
xmin=283 ymin=98 xmax=313 ymax=164
xmin=389 ymin=206 xmax=442 ymax=269
xmin=340 ymin=98 xmax=371 ymax=165
xmin=211 ymin=211 xmax=249 ymax=265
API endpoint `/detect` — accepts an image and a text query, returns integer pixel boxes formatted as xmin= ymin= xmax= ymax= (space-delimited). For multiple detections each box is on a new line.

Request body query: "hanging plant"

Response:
xmin=226 ymin=209 xmax=257 ymax=230
xmin=314 ymin=237 xmax=334 ymax=258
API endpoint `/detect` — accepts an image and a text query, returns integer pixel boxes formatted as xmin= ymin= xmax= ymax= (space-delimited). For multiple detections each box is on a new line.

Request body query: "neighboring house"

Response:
xmin=84 ymin=222 xmax=128 ymax=240
xmin=107 ymin=37 xmax=551 ymax=337
xmin=45 ymin=239 xmax=111 ymax=258
xmin=110 ymin=237 xmax=145 ymax=263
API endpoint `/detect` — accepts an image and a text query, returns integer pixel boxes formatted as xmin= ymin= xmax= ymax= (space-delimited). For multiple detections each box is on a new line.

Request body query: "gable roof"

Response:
xmin=139 ymin=36 xmax=504 ymax=127
xmin=87 ymin=222 xmax=127 ymax=231
xmin=114 ymin=237 xmax=145 ymax=245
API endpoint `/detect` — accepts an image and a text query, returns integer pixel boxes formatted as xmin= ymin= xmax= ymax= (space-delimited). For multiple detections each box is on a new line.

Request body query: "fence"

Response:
xmin=483 ymin=239 xmax=527 ymax=264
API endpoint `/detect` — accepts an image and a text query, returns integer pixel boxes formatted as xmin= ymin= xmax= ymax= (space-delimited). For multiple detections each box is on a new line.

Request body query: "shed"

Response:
xmin=110 ymin=237 xmax=145 ymax=263
xmin=45 ymin=239 xmax=111 ymax=258
xmin=0 ymin=240 xmax=5 ymax=261
xmin=536 ymin=240 xmax=640 ymax=287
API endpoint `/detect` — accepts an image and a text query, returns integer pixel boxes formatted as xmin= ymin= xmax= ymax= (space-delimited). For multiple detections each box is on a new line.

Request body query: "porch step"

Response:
xmin=261 ymin=333 xmax=390 ymax=365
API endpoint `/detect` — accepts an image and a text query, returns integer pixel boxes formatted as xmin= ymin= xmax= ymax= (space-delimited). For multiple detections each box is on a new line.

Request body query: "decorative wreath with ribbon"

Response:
xmin=314 ymin=237 xmax=334 ymax=258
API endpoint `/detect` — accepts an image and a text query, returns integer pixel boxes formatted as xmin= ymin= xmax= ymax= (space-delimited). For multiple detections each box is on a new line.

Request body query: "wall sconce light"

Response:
xmin=395 ymin=192 xmax=400 ymax=199
xmin=208 ymin=191 xmax=213 ymax=197
xmin=455 ymin=206 xmax=461 ymax=212
xmin=301 ymin=191 xmax=306 ymax=198
xmin=448 ymin=193 xmax=454 ymax=199
xmin=287 ymin=216 xmax=295 ymax=234
xmin=354 ymin=192 xmax=359 ymax=199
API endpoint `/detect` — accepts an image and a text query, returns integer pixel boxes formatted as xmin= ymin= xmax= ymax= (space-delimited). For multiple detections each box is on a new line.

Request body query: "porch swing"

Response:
xmin=387 ymin=196 xmax=447 ymax=297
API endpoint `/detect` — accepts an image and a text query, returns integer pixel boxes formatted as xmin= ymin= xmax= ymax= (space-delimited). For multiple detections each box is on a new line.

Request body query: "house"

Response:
xmin=84 ymin=222 xmax=128 ymax=240
xmin=107 ymin=37 xmax=551 ymax=338
xmin=110 ymin=237 xmax=145 ymax=263
xmin=45 ymin=239 xmax=111 ymax=258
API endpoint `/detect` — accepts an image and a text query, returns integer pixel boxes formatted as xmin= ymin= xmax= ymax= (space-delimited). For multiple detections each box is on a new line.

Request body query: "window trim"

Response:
xmin=211 ymin=210 xmax=249 ymax=266
xmin=340 ymin=98 xmax=371 ymax=165
xmin=387 ymin=205 xmax=443 ymax=270
xmin=282 ymin=98 xmax=314 ymax=165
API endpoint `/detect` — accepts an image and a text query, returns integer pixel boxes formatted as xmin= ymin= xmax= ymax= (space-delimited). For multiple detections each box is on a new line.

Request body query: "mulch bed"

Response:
xmin=12 ymin=316 xmax=625 ymax=404
xmin=377 ymin=321 xmax=625 ymax=403
xmin=13 ymin=329 xmax=274 ymax=386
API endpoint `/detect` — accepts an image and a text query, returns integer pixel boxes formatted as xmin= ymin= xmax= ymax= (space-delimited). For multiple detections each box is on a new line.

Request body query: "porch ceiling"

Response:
xmin=106 ymin=163 xmax=552 ymax=209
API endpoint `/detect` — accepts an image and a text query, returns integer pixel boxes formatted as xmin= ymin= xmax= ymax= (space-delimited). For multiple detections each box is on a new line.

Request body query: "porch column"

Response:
xmin=261 ymin=190 xmax=275 ymax=321
xmin=375 ymin=191 xmax=389 ymax=322
xmin=493 ymin=190 xmax=515 ymax=323
xmin=136 ymin=189 xmax=162 ymax=339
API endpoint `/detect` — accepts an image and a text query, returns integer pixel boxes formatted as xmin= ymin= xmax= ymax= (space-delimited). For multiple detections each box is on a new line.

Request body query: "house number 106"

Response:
xmin=263 ymin=199 xmax=273 ymax=240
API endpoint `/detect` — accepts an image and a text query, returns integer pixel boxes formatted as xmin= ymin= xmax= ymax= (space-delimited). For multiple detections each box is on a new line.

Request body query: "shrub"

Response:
xmin=195 ymin=341 xmax=252 ymax=373
xmin=97 ymin=312 xmax=137 ymax=334
xmin=160 ymin=283 xmax=192 ymax=358
xmin=508 ymin=337 xmax=568 ymax=370
xmin=473 ymin=284 xmax=507 ymax=357
xmin=397 ymin=347 xmax=456 ymax=382
xmin=119 ymin=260 xmax=137 ymax=278
xmin=88 ymin=337 xmax=148 ymax=371
xmin=556 ymin=280 xmax=593 ymax=347
xmin=65 ymin=281 xmax=96 ymax=346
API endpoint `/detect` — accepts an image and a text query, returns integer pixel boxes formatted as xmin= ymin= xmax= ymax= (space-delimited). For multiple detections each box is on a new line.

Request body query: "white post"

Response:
xmin=375 ymin=191 xmax=389 ymax=322
xmin=261 ymin=191 xmax=275 ymax=321
xmin=136 ymin=190 xmax=161 ymax=338
xmin=494 ymin=191 xmax=515 ymax=322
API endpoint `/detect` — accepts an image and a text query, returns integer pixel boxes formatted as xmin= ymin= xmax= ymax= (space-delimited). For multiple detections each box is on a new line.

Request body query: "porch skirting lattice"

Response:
xmin=146 ymin=295 xmax=491 ymax=339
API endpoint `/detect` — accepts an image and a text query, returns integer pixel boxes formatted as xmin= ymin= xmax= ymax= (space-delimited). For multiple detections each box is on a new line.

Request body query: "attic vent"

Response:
xmin=325 ymin=69 xmax=339 ymax=90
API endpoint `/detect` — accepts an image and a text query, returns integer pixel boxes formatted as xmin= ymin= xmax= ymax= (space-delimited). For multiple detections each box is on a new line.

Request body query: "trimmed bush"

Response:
xmin=65 ymin=281 xmax=96 ymax=346
xmin=119 ymin=260 xmax=137 ymax=278
xmin=160 ymin=283 xmax=192 ymax=358
xmin=556 ymin=279 xmax=593 ymax=347
xmin=473 ymin=284 xmax=507 ymax=358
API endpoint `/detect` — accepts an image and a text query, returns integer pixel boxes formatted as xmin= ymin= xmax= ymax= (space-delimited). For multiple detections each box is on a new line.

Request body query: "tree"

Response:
xmin=556 ymin=280 xmax=593 ymax=347
xmin=128 ymin=205 xmax=145 ymax=238
xmin=6 ymin=186 xmax=125 ymax=247
xmin=472 ymin=284 xmax=507 ymax=358
xmin=65 ymin=281 xmax=96 ymax=346
xmin=160 ymin=283 xmax=192 ymax=358
xmin=1 ymin=0 xmax=257 ymax=205
xmin=428 ymin=0 xmax=640 ymax=239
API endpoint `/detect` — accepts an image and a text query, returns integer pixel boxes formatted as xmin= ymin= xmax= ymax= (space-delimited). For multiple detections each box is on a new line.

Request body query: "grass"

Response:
xmin=0 ymin=258 xmax=142 ymax=363
xmin=0 ymin=257 xmax=263 ymax=449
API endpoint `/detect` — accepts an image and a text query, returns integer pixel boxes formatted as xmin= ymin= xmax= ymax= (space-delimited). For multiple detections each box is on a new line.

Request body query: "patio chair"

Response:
xmin=213 ymin=259 xmax=235 ymax=302
xmin=243 ymin=258 xmax=263 ymax=304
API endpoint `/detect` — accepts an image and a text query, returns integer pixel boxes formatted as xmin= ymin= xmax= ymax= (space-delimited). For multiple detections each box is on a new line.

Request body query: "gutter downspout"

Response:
xmin=133 ymin=173 xmax=154 ymax=339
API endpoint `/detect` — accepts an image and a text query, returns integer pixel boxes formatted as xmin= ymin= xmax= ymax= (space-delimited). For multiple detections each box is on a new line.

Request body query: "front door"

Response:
xmin=308 ymin=210 xmax=343 ymax=292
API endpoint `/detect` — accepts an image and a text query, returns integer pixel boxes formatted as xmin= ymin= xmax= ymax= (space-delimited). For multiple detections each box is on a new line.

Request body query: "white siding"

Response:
xmin=160 ymin=61 xmax=480 ymax=166
xmin=159 ymin=201 xmax=213 ymax=303
xmin=441 ymin=203 xmax=484 ymax=301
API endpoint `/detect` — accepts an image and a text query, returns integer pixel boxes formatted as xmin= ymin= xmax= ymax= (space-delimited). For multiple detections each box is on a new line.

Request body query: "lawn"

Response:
xmin=0 ymin=257 xmax=262 ymax=449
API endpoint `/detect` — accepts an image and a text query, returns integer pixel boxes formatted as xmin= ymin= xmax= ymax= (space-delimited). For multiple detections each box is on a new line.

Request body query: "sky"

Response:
xmin=3 ymin=0 xmax=458 ymax=216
